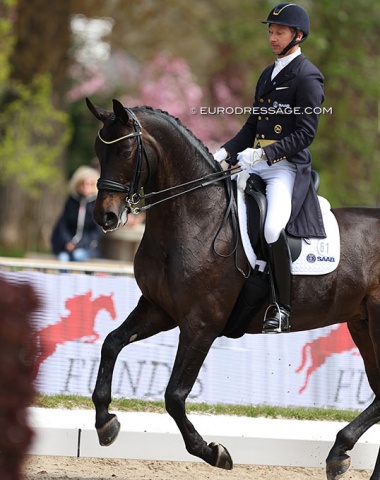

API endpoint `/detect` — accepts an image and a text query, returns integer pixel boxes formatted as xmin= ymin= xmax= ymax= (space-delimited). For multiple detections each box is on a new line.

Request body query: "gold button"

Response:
xmin=268 ymin=99 xmax=271 ymax=103
xmin=259 ymin=98 xmax=264 ymax=103
xmin=261 ymin=134 xmax=265 ymax=138
xmin=265 ymin=117 xmax=269 ymax=121
xmin=274 ymin=124 xmax=282 ymax=134
xmin=258 ymin=116 xmax=262 ymax=120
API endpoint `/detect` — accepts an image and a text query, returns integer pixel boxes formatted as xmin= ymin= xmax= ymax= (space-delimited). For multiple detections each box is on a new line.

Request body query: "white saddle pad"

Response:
xmin=236 ymin=177 xmax=340 ymax=276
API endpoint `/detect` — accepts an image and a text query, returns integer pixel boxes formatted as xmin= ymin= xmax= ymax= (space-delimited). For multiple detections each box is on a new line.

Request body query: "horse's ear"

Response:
xmin=112 ymin=99 xmax=130 ymax=125
xmin=86 ymin=97 xmax=110 ymax=123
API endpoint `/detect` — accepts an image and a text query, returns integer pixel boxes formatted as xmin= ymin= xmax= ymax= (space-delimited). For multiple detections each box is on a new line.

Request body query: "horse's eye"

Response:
xmin=121 ymin=149 xmax=132 ymax=159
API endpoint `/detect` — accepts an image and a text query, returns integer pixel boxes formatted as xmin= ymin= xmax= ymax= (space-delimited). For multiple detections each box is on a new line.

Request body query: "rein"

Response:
xmin=96 ymin=110 xmax=249 ymax=277
xmin=96 ymin=111 xmax=242 ymax=213
xmin=129 ymin=167 xmax=241 ymax=214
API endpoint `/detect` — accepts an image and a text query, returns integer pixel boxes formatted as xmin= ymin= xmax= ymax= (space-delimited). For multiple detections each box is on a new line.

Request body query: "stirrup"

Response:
xmin=262 ymin=303 xmax=291 ymax=334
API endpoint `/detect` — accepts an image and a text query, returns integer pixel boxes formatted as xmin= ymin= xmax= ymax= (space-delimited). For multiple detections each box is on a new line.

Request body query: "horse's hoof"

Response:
xmin=209 ymin=442 xmax=233 ymax=470
xmin=326 ymin=455 xmax=351 ymax=480
xmin=96 ymin=415 xmax=121 ymax=446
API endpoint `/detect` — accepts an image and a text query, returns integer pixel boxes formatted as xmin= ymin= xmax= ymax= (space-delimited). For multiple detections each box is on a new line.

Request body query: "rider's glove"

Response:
xmin=237 ymin=148 xmax=265 ymax=170
xmin=213 ymin=148 xmax=229 ymax=163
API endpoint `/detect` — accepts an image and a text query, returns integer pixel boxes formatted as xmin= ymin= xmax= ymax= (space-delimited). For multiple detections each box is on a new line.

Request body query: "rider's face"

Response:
xmin=268 ymin=24 xmax=302 ymax=57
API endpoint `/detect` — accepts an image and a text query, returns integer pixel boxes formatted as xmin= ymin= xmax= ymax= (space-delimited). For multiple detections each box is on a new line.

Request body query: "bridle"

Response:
xmin=97 ymin=108 xmax=147 ymax=209
xmin=96 ymin=108 xmax=241 ymax=215
xmin=96 ymin=108 xmax=248 ymax=277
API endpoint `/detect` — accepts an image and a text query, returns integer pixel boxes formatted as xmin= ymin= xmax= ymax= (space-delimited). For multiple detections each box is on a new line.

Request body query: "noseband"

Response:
xmin=97 ymin=108 xmax=146 ymax=206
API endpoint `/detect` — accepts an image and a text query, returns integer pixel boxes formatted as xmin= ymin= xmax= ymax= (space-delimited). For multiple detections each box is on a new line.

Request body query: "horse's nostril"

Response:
xmin=104 ymin=211 xmax=118 ymax=229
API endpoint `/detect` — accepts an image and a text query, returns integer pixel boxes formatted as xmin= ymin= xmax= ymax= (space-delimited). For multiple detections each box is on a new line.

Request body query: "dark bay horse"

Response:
xmin=87 ymin=98 xmax=380 ymax=480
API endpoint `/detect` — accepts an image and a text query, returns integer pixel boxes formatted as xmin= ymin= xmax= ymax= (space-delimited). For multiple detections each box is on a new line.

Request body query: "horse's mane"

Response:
xmin=134 ymin=106 xmax=221 ymax=171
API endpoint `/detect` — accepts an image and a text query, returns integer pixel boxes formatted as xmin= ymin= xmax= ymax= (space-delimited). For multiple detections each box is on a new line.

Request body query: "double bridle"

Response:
xmin=96 ymin=108 xmax=248 ymax=277
xmin=97 ymin=108 xmax=146 ymax=211
xmin=96 ymin=108 xmax=241 ymax=214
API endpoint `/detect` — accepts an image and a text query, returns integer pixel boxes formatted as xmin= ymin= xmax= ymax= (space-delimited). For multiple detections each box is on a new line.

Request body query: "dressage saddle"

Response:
xmin=220 ymin=170 xmax=320 ymax=339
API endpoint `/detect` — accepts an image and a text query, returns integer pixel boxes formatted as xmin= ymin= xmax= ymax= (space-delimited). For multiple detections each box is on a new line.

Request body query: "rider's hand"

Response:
xmin=237 ymin=148 xmax=265 ymax=170
xmin=213 ymin=148 xmax=229 ymax=163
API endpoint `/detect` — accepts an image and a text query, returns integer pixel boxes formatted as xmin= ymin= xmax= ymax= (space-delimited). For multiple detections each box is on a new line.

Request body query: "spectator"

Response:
xmin=51 ymin=166 xmax=103 ymax=262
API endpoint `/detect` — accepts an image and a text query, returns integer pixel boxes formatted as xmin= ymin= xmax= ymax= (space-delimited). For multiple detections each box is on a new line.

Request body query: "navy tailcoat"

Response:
xmin=223 ymin=54 xmax=326 ymax=238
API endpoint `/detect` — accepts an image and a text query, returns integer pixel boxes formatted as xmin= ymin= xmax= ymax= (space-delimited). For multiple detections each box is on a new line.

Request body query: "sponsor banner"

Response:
xmin=1 ymin=271 xmax=373 ymax=410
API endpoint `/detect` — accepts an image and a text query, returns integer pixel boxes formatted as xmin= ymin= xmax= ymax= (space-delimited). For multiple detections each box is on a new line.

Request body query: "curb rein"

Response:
xmin=96 ymin=108 xmax=249 ymax=277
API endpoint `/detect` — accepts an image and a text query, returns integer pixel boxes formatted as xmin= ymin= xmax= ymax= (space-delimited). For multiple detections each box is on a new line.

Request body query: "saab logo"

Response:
xmin=306 ymin=253 xmax=316 ymax=263
xmin=273 ymin=101 xmax=290 ymax=109
xmin=32 ymin=290 xmax=117 ymax=380
xmin=317 ymin=256 xmax=335 ymax=262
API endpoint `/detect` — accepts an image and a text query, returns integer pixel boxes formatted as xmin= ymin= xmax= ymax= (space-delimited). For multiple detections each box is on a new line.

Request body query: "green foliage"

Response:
xmin=0 ymin=75 xmax=71 ymax=196
xmin=303 ymin=0 xmax=380 ymax=206
xmin=0 ymin=0 xmax=16 ymax=88
xmin=31 ymin=0 xmax=380 ymax=207
xmin=66 ymin=99 xmax=100 ymax=178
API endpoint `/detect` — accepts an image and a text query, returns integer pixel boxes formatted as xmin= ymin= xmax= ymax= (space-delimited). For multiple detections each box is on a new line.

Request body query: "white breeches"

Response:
xmin=247 ymin=159 xmax=296 ymax=244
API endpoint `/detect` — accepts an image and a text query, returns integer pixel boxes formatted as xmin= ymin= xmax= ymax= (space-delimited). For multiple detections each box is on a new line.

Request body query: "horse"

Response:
xmin=86 ymin=97 xmax=380 ymax=480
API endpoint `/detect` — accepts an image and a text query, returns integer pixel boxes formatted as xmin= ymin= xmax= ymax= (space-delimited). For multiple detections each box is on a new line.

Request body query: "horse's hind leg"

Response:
xmin=164 ymin=323 xmax=233 ymax=470
xmin=326 ymin=397 xmax=380 ymax=480
xmin=326 ymin=296 xmax=380 ymax=480
xmin=92 ymin=295 xmax=175 ymax=446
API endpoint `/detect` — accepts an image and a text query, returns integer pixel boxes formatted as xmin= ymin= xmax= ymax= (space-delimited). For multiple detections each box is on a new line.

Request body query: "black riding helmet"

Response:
xmin=262 ymin=3 xmax=310 ymax=56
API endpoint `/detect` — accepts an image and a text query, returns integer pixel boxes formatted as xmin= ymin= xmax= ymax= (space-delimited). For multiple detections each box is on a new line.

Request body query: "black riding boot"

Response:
xmin=262 ymin=230 xmax=292 ymax=333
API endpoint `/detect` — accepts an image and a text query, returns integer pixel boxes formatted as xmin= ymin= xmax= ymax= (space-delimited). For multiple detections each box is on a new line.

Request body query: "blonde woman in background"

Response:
xmin=51 ymin=166 xmax=103 ymax=262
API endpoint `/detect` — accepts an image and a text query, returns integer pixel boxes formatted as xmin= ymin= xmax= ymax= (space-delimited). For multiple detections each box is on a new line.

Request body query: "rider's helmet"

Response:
xmin=262 ymin=3 xmax=310 ymax=55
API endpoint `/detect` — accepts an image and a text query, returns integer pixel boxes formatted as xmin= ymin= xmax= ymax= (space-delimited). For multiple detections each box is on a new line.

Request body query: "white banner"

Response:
xmin=1 ymin=271 xmax=373 ymax=410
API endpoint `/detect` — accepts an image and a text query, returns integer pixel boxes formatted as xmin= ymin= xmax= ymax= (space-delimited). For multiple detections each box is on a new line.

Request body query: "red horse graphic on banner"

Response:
xmin=32 ymin=290 xmax=117 ymax=379
xmin=295 ymin=324 xmax=359 ymax=393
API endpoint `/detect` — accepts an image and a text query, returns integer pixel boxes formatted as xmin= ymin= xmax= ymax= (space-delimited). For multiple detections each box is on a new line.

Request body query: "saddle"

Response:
xmin=245 ymin=170 xmax=320 ymax=263
xmin=220 ymin=170 xmax=321 ymax=339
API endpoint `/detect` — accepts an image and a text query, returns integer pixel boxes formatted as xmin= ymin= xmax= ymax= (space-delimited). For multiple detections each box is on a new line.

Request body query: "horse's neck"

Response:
xmin=144 ymin=114 xmax=219 ymax=193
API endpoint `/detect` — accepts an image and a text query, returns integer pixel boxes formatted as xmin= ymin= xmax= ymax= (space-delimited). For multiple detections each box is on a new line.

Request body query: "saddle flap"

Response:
xmin=245 ymin=174 xmax=267 ymax=260
xmin=244 ymin=173 xmax=302 ymax=263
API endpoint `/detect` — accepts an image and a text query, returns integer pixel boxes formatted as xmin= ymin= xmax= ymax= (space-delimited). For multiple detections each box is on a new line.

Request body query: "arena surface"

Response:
xmin=24 ymin=455 xmax=371 ymax=480
xmin=24 ymin=407 xmax=378 ymax=479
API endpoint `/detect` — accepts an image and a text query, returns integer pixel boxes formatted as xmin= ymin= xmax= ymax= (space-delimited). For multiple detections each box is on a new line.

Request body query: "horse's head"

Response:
xmin=86 ymin=98 xmax=154 ymax=231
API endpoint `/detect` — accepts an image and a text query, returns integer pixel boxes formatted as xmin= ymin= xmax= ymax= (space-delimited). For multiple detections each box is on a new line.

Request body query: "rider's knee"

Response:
xmin=264 ymin=225 xmax=282 ymax=245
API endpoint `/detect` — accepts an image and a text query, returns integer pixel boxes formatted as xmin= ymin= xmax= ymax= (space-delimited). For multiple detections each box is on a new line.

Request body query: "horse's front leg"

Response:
xmin=92 ymin=295 xmax=175 ymax=446
xmin=165 ymin=323 xmax=233 ymax=470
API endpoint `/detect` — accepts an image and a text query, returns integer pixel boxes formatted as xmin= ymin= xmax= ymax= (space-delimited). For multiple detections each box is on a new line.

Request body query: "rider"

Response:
xmin=214 ymin=3 xmax=326 ymax=333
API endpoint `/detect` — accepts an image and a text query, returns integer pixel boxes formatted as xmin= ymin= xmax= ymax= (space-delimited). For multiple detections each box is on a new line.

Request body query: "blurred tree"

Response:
xmin=305 ymin=0 xmax=380 ymax=206
xmin=1 ymin=0 xmax=379 ymax=254
xmin=0 ymin=0 xmax=72 ymax=250
xmin=81 ymin=0 xmax=380 ymax=205
xmin=0 ymin=0 xmax=15 ymax=89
